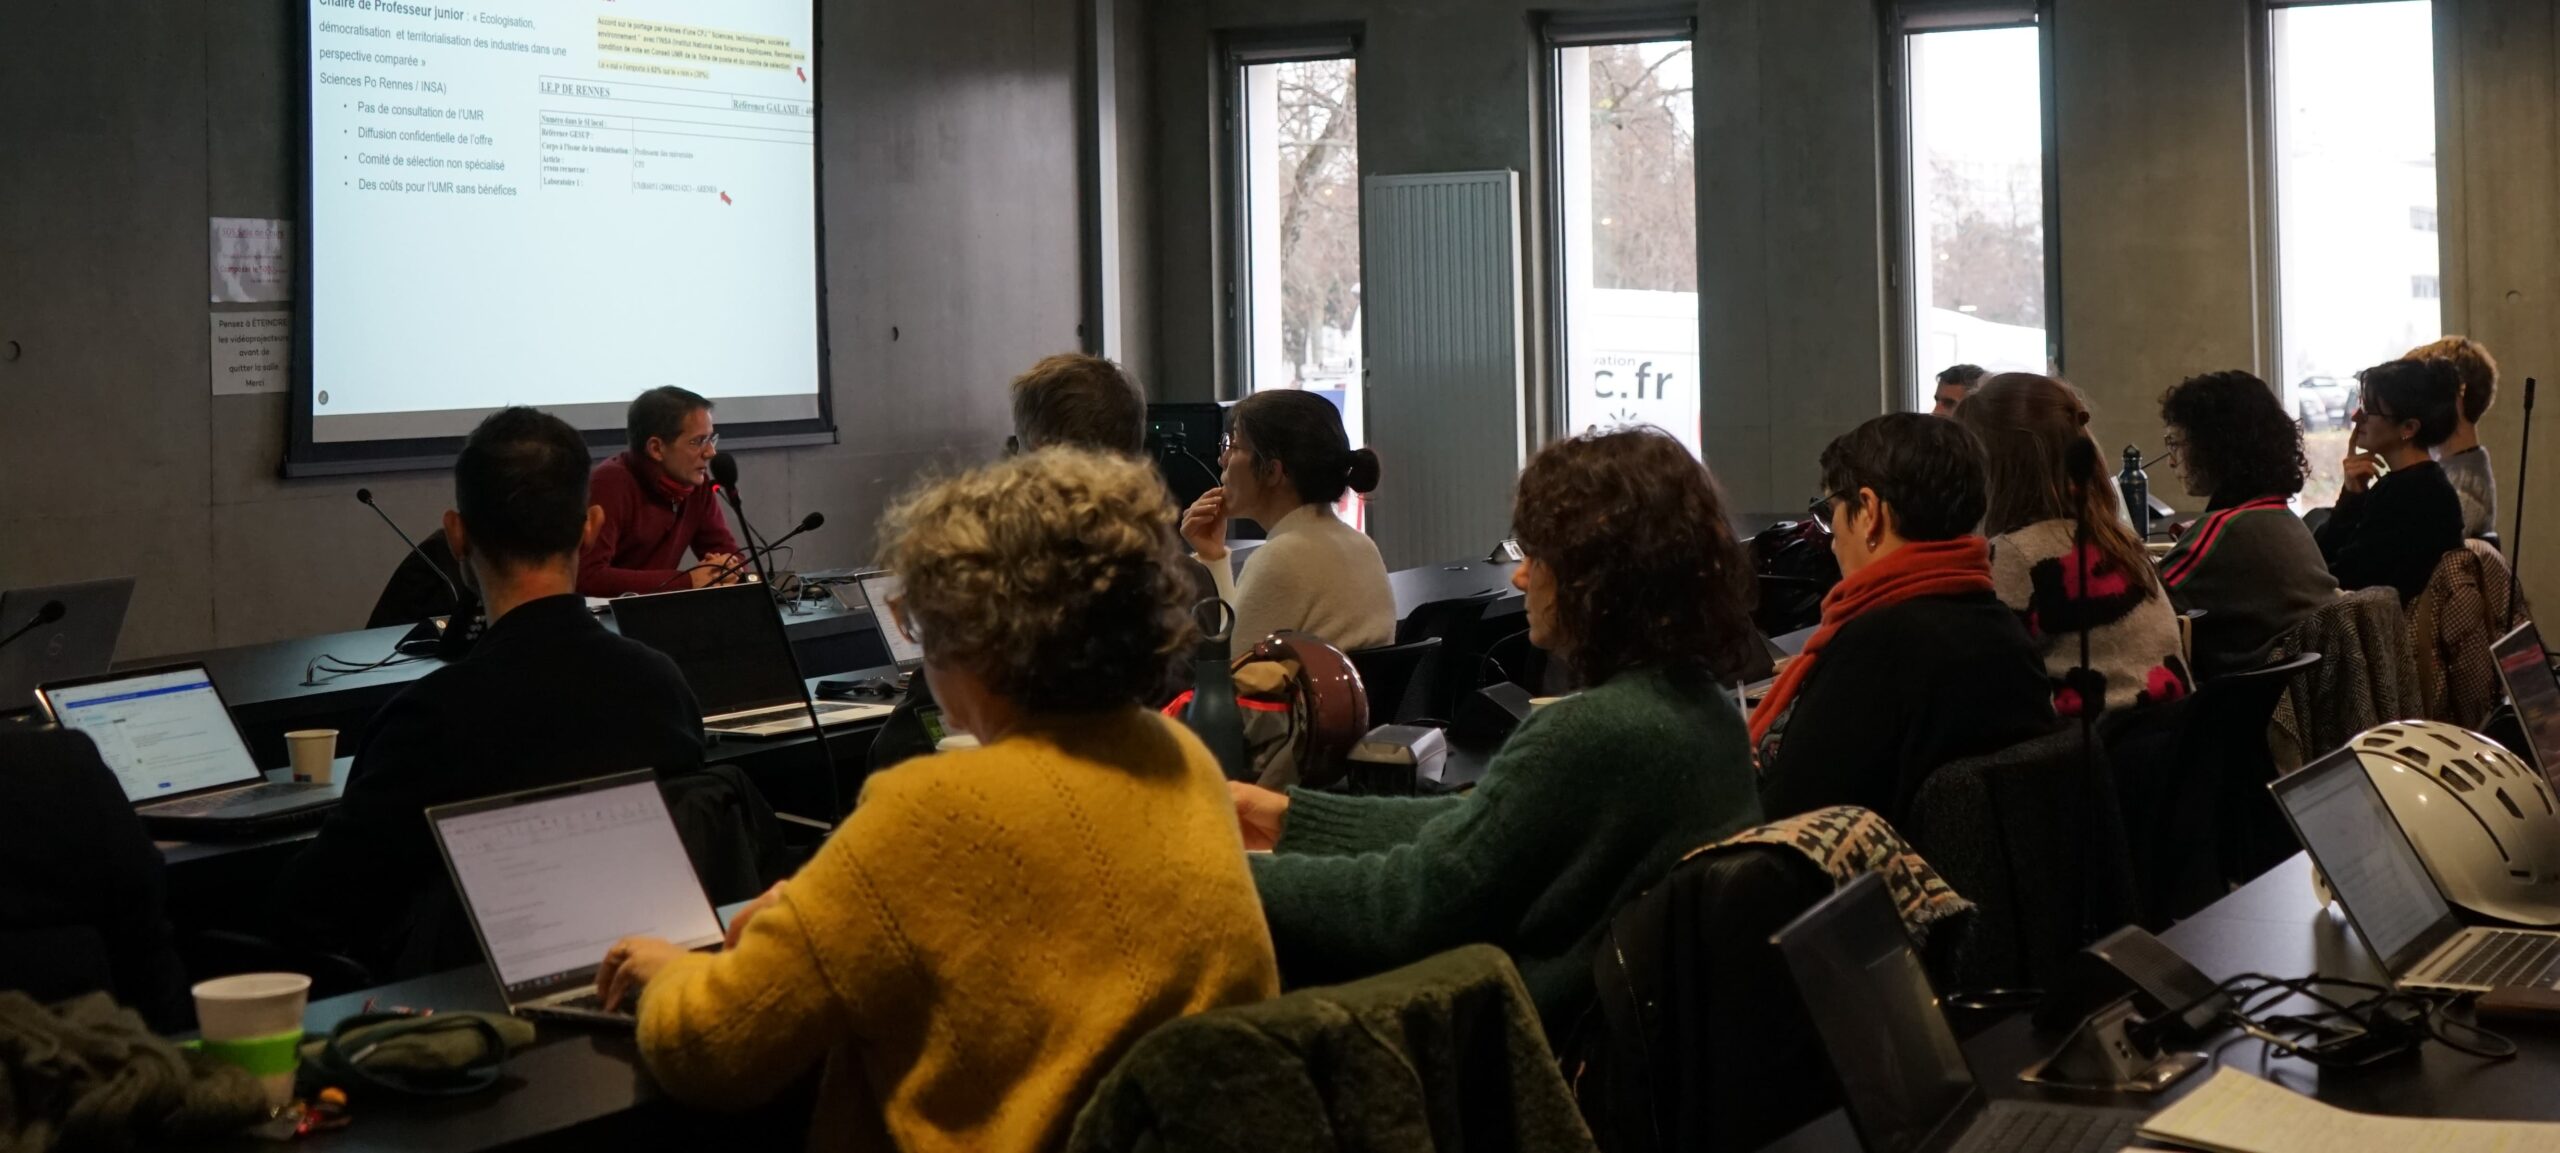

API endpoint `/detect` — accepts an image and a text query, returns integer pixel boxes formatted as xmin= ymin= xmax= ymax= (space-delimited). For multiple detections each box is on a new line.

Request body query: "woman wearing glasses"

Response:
xmin=1180 ymin=389 xmax=1396 ymax=654
xmin=1754 ymin=413 xmax=2054 ymax=826
xmin=2155 ymin=371 xmax=2339 ymax=680
xmin=2316 ymin=358 xmax=2466 ymax=603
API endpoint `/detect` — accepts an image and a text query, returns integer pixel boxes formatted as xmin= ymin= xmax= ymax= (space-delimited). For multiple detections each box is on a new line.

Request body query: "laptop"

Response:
xmin=0 ymin=577 xmax=136 ymax=712
xmin=2495 ymin=622 xmax=2560 ymax=785
xmin=854 ymin=570 xmax=924 ymax=676
xmin=1773 ymin=873 xmax=2147 ymax=1153
xmin=426 ymin=771 xmax=724 ymax=1025
xmin=36 ymin=663 xmax=338 ymax=838
xmin=2273 ymin=746 xmax=2560 ymax=994
xmin=610 ymin=583 xmax=891 ymax=738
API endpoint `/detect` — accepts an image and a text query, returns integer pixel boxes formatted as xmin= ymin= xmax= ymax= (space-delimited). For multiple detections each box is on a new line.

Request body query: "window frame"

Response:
xmin=1538 ymin=10 xmax=1701 ymax=450
xmin=2251 ymin=0 xmax=2460 ymax=398
xmin=1883 ymin=1 xmax=2061 ymax=413
xmin=1219 ymin=28 xmax=1363 ymax=403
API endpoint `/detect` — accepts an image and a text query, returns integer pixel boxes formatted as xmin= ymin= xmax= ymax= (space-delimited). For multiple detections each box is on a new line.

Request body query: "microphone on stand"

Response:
xmin=2509 ymin=377 xmax=2536 ymax=631
xmin=355 ymin=488 xmax=480 ymax=659
xmin=707 ymin=454 xmax=779 ymax=591
xmin=647 ymin=512 xmax=826 ymax=593
xmin=0 ymin=600 xmax=66 ymax=655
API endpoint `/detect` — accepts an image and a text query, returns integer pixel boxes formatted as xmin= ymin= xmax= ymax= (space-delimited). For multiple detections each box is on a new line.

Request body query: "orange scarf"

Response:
xmin=1748 ymin=536 xmax=1996 ymax=748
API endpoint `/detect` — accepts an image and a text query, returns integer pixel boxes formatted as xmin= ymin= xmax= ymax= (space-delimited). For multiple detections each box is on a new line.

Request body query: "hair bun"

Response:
xmin=1344 ymin=447 xmax=1382 ymax=494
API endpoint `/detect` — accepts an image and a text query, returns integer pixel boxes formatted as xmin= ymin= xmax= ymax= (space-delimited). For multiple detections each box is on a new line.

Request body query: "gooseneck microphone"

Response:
xmin=0 ymin=600 xmax=66 ymax=654
xmin=357 ymin=487 xmax=463 ymax=604
xmin=716 ymin=512 xmax=823 ymax=583
xmin=2508 ymin=378 xmax=2535 ymax=630
xmin=707 ymin=454 xmax=778 ymax=589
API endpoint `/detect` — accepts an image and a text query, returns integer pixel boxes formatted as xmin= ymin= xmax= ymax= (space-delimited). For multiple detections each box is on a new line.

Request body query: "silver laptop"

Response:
xmin=2273 ymin=746 xmax=2560 ymax=994
xmin=37 ymin=663 xmax=338 ymax=836
xmin=426 ymin=771 xmax=724 ymax=1025
xmin=0 ymin=577 xmax=136 ymax=712
xmin=611 ymin=583 xmax=890 ymax=737
xmin=854 ymin=570 xmax=923 ymax=676
xmin=2495 ymin=622 xmax=2560 ymax=786
xmin=1772 ymin=873 xmax=2146 ymax=1153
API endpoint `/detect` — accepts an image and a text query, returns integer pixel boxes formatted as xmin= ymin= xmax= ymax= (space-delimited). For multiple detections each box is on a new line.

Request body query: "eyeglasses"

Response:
xmin=887 ymin=595 xmax=924 ymax=647
xmin=680 ymin=432 xmax=720 ymax=451
xmin=1807 ymin=494 xmax=1841 ymax=527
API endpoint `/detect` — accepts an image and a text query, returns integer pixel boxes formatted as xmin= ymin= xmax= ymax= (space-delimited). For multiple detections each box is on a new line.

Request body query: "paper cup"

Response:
xmin=285 ymin=730 xmax=338 ymax=783
xmin=194 ymin=973 xmax=310 ymax=1109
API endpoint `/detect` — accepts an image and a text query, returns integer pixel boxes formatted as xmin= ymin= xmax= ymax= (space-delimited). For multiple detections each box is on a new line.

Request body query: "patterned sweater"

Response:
xmin=1989 ymin=520 xmax=2191 ymax=718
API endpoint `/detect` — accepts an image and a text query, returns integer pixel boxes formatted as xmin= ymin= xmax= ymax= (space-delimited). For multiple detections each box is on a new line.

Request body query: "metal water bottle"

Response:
xmin=1185 ymin=599 xmax=1251 ymax=781
xmin=2119 ymin=445 xmax=2151 ymax=542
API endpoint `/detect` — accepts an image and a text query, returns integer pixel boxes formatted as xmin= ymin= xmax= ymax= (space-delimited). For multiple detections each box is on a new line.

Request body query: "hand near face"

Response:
xmin=1182 ymin=488 xmax=1231 ymax=560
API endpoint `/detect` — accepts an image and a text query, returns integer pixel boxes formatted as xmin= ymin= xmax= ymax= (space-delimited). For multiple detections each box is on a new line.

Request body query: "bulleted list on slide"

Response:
xmin=308 ymin=0 xmax=819 ymax=431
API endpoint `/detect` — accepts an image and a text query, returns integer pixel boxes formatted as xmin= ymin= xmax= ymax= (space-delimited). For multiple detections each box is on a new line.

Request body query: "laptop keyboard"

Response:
xmin=145 ymin=782 xmax=321 ymax=818
xmin=1954 ymin=1103 xmax=2142 ymax=1153
xmin=2436 ymin=931 xmax=2560 ymax=989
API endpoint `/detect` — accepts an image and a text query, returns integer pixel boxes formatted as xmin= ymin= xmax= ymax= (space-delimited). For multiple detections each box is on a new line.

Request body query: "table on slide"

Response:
xmin=1764 ymin=852 xmax=2560 ymax=1151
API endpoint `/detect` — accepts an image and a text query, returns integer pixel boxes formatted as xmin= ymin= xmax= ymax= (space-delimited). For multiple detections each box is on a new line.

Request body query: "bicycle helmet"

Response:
xmin=2352 ymin=720 xmax=2560 ymax=926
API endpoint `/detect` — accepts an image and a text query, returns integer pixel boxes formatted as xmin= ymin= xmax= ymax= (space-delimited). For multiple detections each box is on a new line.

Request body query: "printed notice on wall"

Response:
xmin=210 ymin=217 xmax=292 ymax=303
xmin=211 ymin=311 xmax=292 ymax=395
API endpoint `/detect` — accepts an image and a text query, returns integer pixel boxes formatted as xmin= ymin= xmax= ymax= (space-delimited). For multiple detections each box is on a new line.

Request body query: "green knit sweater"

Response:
xmin=1249 ymin=666 xmax=1763 ymax=1031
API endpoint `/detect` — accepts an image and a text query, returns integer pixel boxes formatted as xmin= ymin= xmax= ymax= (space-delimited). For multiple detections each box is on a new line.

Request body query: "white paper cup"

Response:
xmin=194 ymin=973 xmax=311 ymax=1108
xmin=284 ymin=730 xmax=338 ymax=783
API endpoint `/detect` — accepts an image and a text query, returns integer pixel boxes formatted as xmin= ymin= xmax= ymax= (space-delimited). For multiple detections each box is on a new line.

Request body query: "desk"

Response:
xmin=1764 ymin=853 xmax=2560 ymax=1151
xmin=140 ymin=597 xmax=889 ymax=769
xmin=201 ymin=907 xmax=809 ymax=1153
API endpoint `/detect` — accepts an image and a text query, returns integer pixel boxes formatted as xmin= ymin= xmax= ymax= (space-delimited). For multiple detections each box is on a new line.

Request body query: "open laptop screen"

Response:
xmin=1772 ymin=873 xmax=1976 ymax=1153
xmin=432 ymin=775 xmax=722 ymax=995
xmin=42 ymin=665 xmax=262 ymax=803
xmin=2272 ymin=748 xmax=2458 ymax=974
xmin=856 ymin=571 xmax=923 ymax=672
xmin=612 ymin=584 xmax=807 ymax=716
xmin=2495 ymin=623 xmax=2560 ymax=784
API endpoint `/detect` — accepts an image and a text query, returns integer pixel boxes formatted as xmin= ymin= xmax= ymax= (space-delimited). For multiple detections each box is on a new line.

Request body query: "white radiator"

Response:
xmin=1360 ymin=170 xmax=1527 ymax=572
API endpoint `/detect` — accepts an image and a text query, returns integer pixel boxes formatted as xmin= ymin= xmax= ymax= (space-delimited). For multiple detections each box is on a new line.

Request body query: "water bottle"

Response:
xmin=2119 ymin=445 xmax=2151 ymax=542
xmin=1185 ymin=599 xmax=1251 ymax=781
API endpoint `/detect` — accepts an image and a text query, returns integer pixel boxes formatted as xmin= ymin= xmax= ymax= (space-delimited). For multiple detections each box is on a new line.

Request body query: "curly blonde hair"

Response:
xmin=876 ymin=447 xmax=1196 ymax=712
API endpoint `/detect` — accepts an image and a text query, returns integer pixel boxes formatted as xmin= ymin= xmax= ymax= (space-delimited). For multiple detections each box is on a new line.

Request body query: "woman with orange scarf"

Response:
xmin=1755 ymin=414 xmax=2057 ymax=825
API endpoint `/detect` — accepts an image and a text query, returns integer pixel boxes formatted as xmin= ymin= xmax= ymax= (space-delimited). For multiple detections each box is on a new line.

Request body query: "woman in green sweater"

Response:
xmin=1230 ymin=426 xmax=1766 ymax=1033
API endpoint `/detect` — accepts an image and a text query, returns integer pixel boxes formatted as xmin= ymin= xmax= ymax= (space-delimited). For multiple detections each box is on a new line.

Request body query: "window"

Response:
xmin=2269 ymin=0 xmax=2439 ymax=509
xmin=1899 ymin=8 xmax=2052 ymax=411
xmin=1234 ymin=50 xmax=1364 ymax=456
xmin=1552 ymin=22 xmax=1700 ymax=457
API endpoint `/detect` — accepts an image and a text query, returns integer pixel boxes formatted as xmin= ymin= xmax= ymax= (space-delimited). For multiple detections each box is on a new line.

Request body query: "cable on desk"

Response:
xmin=2155 ymin=971 xmax=2516 ymax=1073
xmin=303 ymin=648 xmax=423 ymax=686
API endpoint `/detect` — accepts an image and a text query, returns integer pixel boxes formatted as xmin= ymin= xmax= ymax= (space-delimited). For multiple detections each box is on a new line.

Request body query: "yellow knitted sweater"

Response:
xmin=634 ymin=708 xmax=1279 ymax=1151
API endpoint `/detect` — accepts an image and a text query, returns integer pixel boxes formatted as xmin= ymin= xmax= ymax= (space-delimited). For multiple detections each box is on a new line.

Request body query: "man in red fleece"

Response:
xmin=579 ymin=386 xmax=744 ymax=596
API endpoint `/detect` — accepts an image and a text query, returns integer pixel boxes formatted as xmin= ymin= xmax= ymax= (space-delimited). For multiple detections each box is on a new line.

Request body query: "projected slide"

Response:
xmin=306 ymin=0 xmax=820 ymax=445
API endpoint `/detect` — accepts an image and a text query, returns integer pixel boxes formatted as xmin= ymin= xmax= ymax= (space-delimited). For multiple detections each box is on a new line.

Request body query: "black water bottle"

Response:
xmin=1185 ymin=599 xmax=1251 ymax=781
xmin=2120 ymin=445 xmax=2151 ymax=542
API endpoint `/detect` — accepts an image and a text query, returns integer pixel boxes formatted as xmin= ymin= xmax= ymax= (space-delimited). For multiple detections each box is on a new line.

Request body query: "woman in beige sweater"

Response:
xmin=1180 ymin=390 xmax=1397 ymax=653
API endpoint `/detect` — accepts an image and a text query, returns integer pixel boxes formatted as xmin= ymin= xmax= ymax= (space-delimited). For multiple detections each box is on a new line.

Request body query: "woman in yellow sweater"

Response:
xmin=595 ymin=448 xmax=1280 ymax=1152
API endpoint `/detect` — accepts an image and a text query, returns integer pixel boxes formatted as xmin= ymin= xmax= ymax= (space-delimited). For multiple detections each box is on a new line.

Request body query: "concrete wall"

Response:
xmin=0 ymin=0 xmax=1085 ymax=659
xmin=1145 ymin=0 xmax=2560 ymax=613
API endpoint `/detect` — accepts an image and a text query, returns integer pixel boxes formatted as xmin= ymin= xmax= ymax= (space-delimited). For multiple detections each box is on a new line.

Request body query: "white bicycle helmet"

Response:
xmin=2351 ymin=720 xmax=2560 ymax=926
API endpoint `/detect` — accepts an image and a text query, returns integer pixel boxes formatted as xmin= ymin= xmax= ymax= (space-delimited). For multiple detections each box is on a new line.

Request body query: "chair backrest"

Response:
xmin=2190 ymin=652 xmax=2320 ymax=886
xmin=1906 ymin=727 xmax=2139 ymax=991
xmin=1395 ymin=593 xmax=1500 ymax=719
xmin=1577 ymin=844 xmax=1837 ymax=1153
xmin=2408 ymin=542 xmax=2524 ymax=728
xmin=365 ymin=530 xmax=466 ymax=629
xmin=1346 ymin=638 xmax=1442 ymax=726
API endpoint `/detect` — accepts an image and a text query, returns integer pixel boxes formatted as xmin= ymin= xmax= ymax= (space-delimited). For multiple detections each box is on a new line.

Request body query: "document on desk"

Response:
xmin=2137 ymin=1067 xmax=2560 ymax=1152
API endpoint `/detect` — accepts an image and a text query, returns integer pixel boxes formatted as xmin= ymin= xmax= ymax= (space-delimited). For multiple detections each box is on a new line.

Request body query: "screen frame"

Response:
xmin=2270 ymin=746 xmax=2468 ymax=977
xmin=36 ymin=661 xmax=269 ymax=805
xmin=2494 ymin=621 xmax=2559 ymax=777
xmin=608 ymin=583 xmax=811 ymax=715
xmin=283 ymin=0 xmax=838 ymax=477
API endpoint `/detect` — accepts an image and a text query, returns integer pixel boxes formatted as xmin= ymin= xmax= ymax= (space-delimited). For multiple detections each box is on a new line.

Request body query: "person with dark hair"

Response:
xmin=578 ymin=385 xmax=744 ymax=596
xmin=2317 ymin=357 xmax=2467 ymax=602
xmin=0 ymin=728 xmax=188 ymax=1031
xmin=2155 ymin=371 xmax=2340 ymax=680
xmin=2408 ymin=336 xmax=2501 ymax=537
xmin=1933 ymin=364 xmax=1988 ymax=417
xmin=273 ymin=407 xmax=707 ymax=975
xmin=596 ymin=448 xmax=1277 ymax=1152
xmin=1223 ymin=427 xmax=1764 ymax=1035
xmin=1959 ymin=373 xmax=2190 ymax=717
xmin=1009 ymin=352 xmax=1147 ymax=455
xmin=1179 ymin=390 xmax=1394 ymax=652
xmin=1755 ymin=414 xmax=2054 ymax=825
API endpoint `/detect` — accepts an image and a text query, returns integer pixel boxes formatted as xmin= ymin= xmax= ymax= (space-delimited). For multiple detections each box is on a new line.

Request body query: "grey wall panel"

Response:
xmin=1363 ymin=171 xmax=1526 ymax=571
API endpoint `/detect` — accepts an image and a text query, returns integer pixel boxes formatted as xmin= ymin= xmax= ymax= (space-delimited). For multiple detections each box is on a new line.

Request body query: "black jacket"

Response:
xmin=271 ymin=594 xmax=706 ymax=975
xmin=1758 ymin=591 xmax=2057 ymax=827
xmin=0 ymin=729 xmax=188 ymax=1030
xmin=2317 ymin=460 xmax=2465 ymax=603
